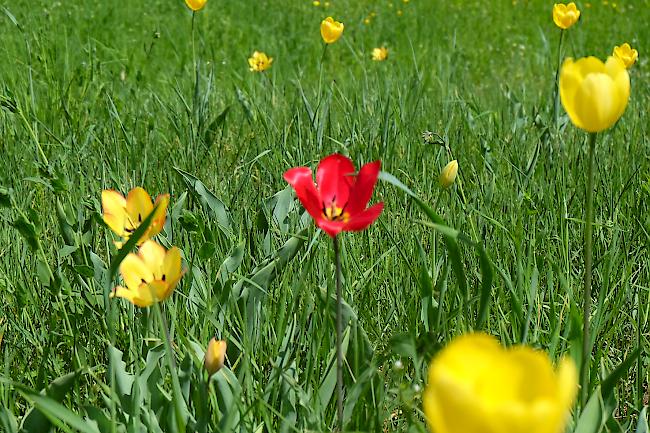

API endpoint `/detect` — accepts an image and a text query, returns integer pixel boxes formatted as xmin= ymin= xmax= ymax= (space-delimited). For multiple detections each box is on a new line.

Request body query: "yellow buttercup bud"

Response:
xmin=613 ymin=43 xmax=639 ymax=69
xmin=185 ymin=0 xmax=207 ymax=12
xmin=320 ymin=17 xmax=344 ymax=44
xmin=559 ymin=56 xmax=630 ymax=132
xmin=424 ymin=333 xmax=577 ymax=433
xmin=204 ymin=338 xmax=227 ymax=376
xmin=553 ymin=2 xmax=580 ymax=29
xmin=372 ymin=47 xmax=388 ymax=62
xmin=439 ymin=160 xmax=458 ymax=189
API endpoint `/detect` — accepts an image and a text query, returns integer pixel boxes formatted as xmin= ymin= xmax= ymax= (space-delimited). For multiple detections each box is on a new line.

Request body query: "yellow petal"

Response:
xmin=185 ymin=0 xmax=206 ymax=11
xmin=138 ymin=240 xmax=167 ymax=275
xmin=149 ymin=194 xmax=169 ymax=237
xmin=112 ymin=285 xmax=154 ymax=308
xmin=119 ymin=253 xmax=154 ymax=291
xmin=126 ymin=187 xmax=154 ymax=230
xmin=162 ymin=246 xmax=183 ymax=283
xmin=102 ymin=190 xmax=127 ymax=236
xmin=574 ymin=73 xmax=617 ymax=132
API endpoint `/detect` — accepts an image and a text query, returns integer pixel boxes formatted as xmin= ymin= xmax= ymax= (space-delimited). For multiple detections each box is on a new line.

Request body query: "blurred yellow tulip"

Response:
xmin=559 ymin=56 xmax=630 ymax=132
xmin=102 ymin=188 xmax=168 ymax=246
xmin=613 ymin=43 xmax=638 ymax=69
xmin=204 ymin=338 xmax=227 ymax=376
xmin=112 ymin=241 xmax=184 ymax=307
xmin=320 ymin=17 xmax=344 ymax=44
xmin=439 ymin=160 xmax=458 ymax=188
xmin=423 ymin=333 xmax=577 ymax=433
xmin=372 ymin=47 xmax=388 ymax=61
xmin=248 ymin=51 xmax=273 ymax=72
xmin=553 ymin=3 xmax=580 ymax=29
xmin=185 ymin=0 xmax=207 ymax=11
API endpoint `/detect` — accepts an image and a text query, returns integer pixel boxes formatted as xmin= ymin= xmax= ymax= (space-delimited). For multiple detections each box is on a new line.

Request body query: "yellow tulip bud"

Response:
xmin=553 ymin=3 xmax=580 ymax=29
xmin=248 ymin=51 xmax=273 ymax=72
xmin=613 ymin=43 xmax=639 ymax=69
xmin=204 ymin=338 xmax=227 ymax=376
xmin=439 ymin=160 xmax=458 ymax=189
xmin=559 ymin=56 xmax=630 ymax=133
xmin=424 ymin=333 xmax=577 ymax=433
xmin=372 ymin=47 xmax=388 ymax=62
xmin=320 ymin=17 xmax=344 ymax=44
xmin=185 ymin=0 xmax=207 ymax=11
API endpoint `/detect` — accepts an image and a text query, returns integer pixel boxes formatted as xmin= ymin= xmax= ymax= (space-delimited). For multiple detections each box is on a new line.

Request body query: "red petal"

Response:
xmin=284 ymin=167 xmax=323 ymax=220
xmin=343 ymin=202 xmax=384 ymax=232
xmin=317 ymin=219 xmax=345 ymax=238
xmin=346 ymin=160 xmax=381 ymax=215
xmin=316 ymin=154 xmax=355 ymax=208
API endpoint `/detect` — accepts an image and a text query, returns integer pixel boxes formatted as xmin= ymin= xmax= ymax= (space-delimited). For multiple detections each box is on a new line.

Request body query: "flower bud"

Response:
xmin=204 ymin=338 xmax=227 ymax=376
xmin=439 ymin=160 xmax=459 ymax=189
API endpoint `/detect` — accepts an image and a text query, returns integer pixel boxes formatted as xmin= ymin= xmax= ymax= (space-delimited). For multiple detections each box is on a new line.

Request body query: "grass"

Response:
xmin=0 ymin=0 xmax=649 ymax=431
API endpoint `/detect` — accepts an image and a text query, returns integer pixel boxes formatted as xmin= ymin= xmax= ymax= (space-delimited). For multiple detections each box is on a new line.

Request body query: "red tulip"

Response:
xmin=284 ymin=154 xmax=384 ymax=238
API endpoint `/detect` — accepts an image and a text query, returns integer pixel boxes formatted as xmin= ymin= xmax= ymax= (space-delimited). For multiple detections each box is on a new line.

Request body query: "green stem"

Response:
xmin=553 ymin=29 xmax=565 ymax=130
xmin=580 ymin=132 xmax=597 ymax=406
xmin=153 ymin=301 xmax=186 ymax=432
xmin=333 ymin=235 xmax=344 ymax=430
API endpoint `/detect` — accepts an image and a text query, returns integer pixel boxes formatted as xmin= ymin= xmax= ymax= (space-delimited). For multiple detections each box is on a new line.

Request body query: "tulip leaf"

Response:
xmin=174 ymin=167 xmax=233 ymax=237
xmin=18 ymin=391 xmax=100 ymax=433
xmin=600 ymin=348 xmax=641 ymax=399
xmin=0 ymin=405 xmax=18 ymax=433
xmin=20 ymin=371 xmax=80 ymax=433
xmin=636 ymin=407 xmax=649 ymax=433
xmin=575 ymin=387 xmax=606 ymax=433
xmin=475 ymin=243 xmax=494 ymax=329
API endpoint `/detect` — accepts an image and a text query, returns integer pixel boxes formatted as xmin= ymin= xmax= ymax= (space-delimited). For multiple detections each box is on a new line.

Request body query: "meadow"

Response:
xmin=0 ymin=0 xmax=649 ymax=431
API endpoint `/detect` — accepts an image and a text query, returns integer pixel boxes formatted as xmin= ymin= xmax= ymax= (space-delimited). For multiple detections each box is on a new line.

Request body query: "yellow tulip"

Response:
xmin=553 ymin=3 xmax=580 ymax=29
xmin=112 ymin=241 xmax=184 ymax=307
xmin=320 ymin=17 xmax=344 ymax=44
xmin=204 ymin=338 xmax=227 ymax=376
xmin=613 ymin=43 xmax=639 ymax=69
xmin=559 ymin=56 xmax=630 ymax=132
xmin=423 ymin=333 xmax=577 ymax=433
xmin=248 ymin=51 xmax=273 ymax=72
xmin=185 ymin=0 xmax=207 ymax=11
xmin=439 ymin=160 xmax=458 ymax=188
xmin=372 ymin=47 xmax=389 ymax=62
xmin=102 ymin=188 xmax=169 ymax=246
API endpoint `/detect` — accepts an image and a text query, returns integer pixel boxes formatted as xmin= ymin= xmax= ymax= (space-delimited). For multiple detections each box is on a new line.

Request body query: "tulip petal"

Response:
xmin=343 ymin=202 xmax=384 ymax=232
xmin=316 ymin=154 xmax=355 ymax=209
xmin=605 ymin=56 xmax=630 ymax=122
xmin=126 ymin=187 xmax=154 ymax=229
xmin=284 ymin=167 xmax=323 ymax=220
xmin=112 ymin=285 xmax=154 ymax=308
xmin=162 ymin=246 xmax=183 ymax=283
xmin=346 ymin=160 xmax=381 ymax=215
xmin=150 ymin=194 xmax=169 ymax=237
xmin=119 ymin=253 xmax=154 ymax=291
xmin=102 ymin=190 xmax=127 ymax=236
xmin=138 ymin=240 xmax=166 ymax=275
xmin=317 ymin=219 xmax=346 ymax=238
xmin=574 ymin=73 xmax=617 ymax=132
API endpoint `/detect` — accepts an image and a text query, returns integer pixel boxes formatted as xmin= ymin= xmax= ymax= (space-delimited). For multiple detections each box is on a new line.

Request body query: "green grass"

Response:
xmin=1 ymin=0 xmax=649 ymax=431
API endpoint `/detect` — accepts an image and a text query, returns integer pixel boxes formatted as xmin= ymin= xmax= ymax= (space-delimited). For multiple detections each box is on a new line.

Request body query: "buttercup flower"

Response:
xmin=553 ymin=3 xmax=580 ymax=29
xmin=112 ymin=241 xmax=184 ymax=307
xmin=559 ymin=56 xmax=630 ymax=132
xmin=248 ymin=51 xmax=273 ymax=72
xmin=439 ymin=160 xmax=459 ymax=188
xmin=424 ymin=333 xmax=577 ymax=433
xmin=284 ymin=154 xmax=384 ymax=238
xmin=613 ymin=43 xmax=639 ymax=69
xmin=320 ymin=17 xmax=344 ymax=44
xmin=204 ymin=338 xmax=227 ymax=376
xmin=372 ymin=47 xmax=389 ymax=61
xmin=185 ymin=0 xmax=207 ymax=11
xmin=102 ymin=187 xmax=169 ymax=246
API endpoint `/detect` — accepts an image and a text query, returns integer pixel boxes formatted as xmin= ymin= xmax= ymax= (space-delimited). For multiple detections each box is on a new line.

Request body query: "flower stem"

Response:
xmin=152 ymin=301 xmax=186 ymax=432
xmin=580 ymin=132 xmax=597 ymax=406
xmin=553 ymin=29 xmax=565 ymax=130
xmin=333 ymin=235 xmax=344 ymax=430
